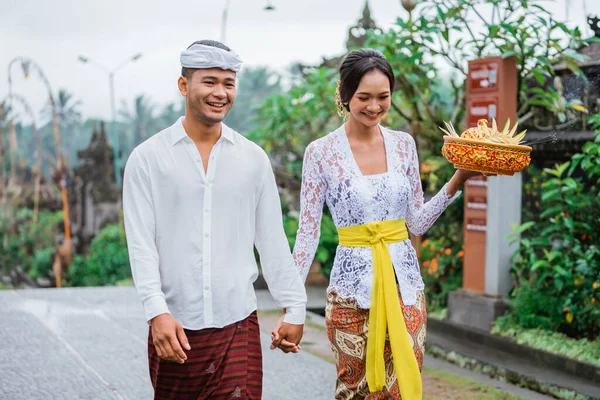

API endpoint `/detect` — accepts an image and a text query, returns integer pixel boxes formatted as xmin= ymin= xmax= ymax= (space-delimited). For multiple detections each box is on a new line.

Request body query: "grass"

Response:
xmin=429 ymin=308 xmax=600 ymax=368
xmin=492 ymin=317 xmax=600 ymax=367
xmin=114 ymin=278 xmax=135 ymax=287
xmin=422 ymin=367 xmax=522 ymax=400
xmin=428 ymin=307 xmax=448 ymax=320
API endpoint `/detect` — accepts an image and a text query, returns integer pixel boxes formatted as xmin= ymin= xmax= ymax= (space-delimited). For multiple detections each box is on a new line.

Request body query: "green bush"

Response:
xmin=0 ymin=208 xmax=63 ymax=279
xmin=67 ymin=224 xmax=131 ymax=287
xmin=420 ymin=200 xmax=464 ymax=311
xmin=507 ymin=127 xmax=600 ymax=340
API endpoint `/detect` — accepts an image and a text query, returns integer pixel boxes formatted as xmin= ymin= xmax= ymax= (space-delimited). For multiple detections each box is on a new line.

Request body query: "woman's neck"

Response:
xmin=345 ymin=117 xmax=380 ymax=144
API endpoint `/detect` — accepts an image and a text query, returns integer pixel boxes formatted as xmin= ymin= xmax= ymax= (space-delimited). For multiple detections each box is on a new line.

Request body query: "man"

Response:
xmin=123 ymin=39 xmax=306 ymax=400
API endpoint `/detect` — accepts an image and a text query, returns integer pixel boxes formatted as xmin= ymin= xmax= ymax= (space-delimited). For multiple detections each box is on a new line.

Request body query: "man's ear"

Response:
xmin=178 ymin=76 xmax=188 ymax=97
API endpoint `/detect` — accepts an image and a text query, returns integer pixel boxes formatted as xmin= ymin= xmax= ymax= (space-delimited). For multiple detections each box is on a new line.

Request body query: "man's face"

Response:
xmin=179 ymin=68 xmax=237 ymax=125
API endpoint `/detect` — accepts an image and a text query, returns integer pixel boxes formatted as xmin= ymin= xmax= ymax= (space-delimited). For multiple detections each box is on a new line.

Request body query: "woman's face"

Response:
xmin=347 ymin=69 xmax=391 ymax=128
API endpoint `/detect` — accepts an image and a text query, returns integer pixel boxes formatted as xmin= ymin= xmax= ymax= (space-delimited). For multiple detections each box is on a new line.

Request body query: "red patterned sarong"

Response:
xmin=148 ymin=311 xmax=262 ymax=400
xmin=325 ymin=291 xmax=427 ymax=400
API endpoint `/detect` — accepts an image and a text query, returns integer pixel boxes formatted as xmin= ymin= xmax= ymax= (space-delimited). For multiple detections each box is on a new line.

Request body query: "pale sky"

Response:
xmin=1 ymin=0 xmax=594 ymax=123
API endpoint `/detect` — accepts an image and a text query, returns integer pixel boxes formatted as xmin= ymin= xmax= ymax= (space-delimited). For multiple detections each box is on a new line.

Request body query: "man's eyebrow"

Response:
xmin=200 ymin=75 xmax=236 ymax=82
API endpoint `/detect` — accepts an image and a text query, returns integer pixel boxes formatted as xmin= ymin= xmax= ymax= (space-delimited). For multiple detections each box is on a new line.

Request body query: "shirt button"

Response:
xmin=204 ymin=286 xmax=210 ymax=291
xmin=204 ymin=233 xmax=209 ymax=237
xmin=204 ymin=209 xmax=209 ymax=213
xmin=196 ymin=158 xmax=201 ymax=163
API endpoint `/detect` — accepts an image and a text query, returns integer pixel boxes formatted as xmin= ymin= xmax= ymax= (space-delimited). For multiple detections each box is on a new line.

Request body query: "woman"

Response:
xmin=291 ymin=49 xmax=479 ymax=399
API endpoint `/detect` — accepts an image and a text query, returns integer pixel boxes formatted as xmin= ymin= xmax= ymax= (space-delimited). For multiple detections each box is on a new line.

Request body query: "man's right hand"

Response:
xmin=150 ymin=313 xmax=191 ymax=364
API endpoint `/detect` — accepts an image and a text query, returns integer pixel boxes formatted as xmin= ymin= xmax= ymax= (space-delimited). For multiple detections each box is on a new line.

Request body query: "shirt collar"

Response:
xmin=170 ymin=117 xmax=236 ymax=146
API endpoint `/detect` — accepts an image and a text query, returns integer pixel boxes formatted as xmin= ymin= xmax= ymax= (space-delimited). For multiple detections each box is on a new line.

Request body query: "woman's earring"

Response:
xmin=335 ymin=81 xmax=349 ymax=119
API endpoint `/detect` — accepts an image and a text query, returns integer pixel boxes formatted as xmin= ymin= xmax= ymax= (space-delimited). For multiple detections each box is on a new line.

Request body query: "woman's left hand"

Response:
xmin=446 ymin=169 xmax=494 ymax=196
xmin=454 ymin=169 xmax=485 ymax=183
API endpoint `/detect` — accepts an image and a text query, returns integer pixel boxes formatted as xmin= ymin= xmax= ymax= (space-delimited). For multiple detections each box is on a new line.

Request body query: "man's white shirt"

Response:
xmin=123 ymin=117 xmax=306 ymax=329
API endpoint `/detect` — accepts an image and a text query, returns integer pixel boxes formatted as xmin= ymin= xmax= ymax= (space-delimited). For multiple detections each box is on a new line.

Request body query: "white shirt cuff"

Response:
xmin=143 ymin=295 xmax=170 ymax=323
xmin=283 ymin=306 xmax=306 ymax=325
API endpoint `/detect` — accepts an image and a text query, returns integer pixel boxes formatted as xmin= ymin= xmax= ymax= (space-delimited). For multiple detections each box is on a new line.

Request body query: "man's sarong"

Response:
xmin=148 ymin=311 xmax=262 ymax=400
xmin=325 ymin=290 xmax=427 ymax=400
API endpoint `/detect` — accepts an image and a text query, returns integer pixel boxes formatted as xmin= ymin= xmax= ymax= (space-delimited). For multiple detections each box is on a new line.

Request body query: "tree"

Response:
xmin=43 ymin=89 xmax=83 ymax=166
xmin=224 ymin=66 xmax=283 ymax=134
xmin=119 ymin=95 xmax=156 ymax=154
xmin=365 ymin=0 xmax=595 ymax=142
xmin=157 ymin=100 xmax=186 ymax=132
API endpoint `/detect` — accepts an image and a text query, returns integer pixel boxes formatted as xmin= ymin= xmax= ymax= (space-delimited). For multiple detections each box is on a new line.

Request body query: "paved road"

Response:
xmin=0 ymin=287 xmax=335 ymax=400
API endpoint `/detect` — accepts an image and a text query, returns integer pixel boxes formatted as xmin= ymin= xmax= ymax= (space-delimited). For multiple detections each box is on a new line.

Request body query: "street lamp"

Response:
xmin=401 ymin=0 xmax=418 ymax=22
xmin=221 ymin=0 xmax=276 ymax=43
xmin=78 ymin=53 xmax=142 ymax=188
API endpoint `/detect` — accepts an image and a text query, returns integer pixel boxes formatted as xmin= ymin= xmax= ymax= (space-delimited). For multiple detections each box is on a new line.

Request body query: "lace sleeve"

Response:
xmin=405 ymin=135 xmax=461 ymax=236
xmin=293 ymin=142 xmax=327 ymax=282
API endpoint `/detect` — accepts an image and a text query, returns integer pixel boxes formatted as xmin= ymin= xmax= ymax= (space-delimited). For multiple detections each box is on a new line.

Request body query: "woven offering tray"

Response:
xmin=440 ymin=119 xmax=532 ymax=176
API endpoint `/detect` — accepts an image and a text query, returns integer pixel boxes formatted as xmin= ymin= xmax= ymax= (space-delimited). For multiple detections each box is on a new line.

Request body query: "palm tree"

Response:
xmin=0 ymin=101 xmax=11 ymax=203
xmin=157 ymin=99 xmax=186 ymax=131
xmin=119 ymin=95 xmax=156 ymax=153
xmin=42 ymin=89 xmax=83 ymax=165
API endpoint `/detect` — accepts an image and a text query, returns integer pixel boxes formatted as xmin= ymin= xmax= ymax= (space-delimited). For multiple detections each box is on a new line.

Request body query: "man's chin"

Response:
xmin=191 ymin=110 xmax=227 ymax=126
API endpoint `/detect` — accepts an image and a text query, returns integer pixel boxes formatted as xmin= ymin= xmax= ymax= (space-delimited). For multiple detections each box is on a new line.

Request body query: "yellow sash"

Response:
xmin=337 ymin=219 xmax=422 ymax=399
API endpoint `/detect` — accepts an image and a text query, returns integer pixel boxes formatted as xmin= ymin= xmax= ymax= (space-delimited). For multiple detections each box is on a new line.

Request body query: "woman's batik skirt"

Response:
xmin=325 ymin=290 xmax=427 ymax=400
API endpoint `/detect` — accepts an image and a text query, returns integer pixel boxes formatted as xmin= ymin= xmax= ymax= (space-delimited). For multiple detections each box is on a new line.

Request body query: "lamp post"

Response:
xmin=401 ymin=0 xmax=418 ymax=22
xmin=78 ymin=53 xmax=142 ymax=188
xmin=220 ymin=0 xmax=276 ymax=43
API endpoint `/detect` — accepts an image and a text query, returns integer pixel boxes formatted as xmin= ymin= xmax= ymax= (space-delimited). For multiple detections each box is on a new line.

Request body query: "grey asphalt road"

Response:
xmin=0 ymin=287 xmax=335 ymax=400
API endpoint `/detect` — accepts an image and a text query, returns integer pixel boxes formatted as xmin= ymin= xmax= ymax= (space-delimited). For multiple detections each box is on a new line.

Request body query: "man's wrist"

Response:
xmin=283 ymin=306 xmax=306 ymax=325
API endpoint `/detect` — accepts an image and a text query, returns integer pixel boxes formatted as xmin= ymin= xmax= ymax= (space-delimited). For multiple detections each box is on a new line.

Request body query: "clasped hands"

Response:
xmin=270 ymin=312 xmax=304 ymax=354
xmin=150 ymin=312 xmax=303 ymax=364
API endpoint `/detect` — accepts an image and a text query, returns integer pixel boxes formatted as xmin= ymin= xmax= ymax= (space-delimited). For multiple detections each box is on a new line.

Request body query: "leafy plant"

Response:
xmin=0 ymin=208 xmax=63 ymax=280
xmin=364 ymin=0 xmax=596 ymax=148
xmin=506 ymin=114 xmax=600 ymax=339
xmin=420 ymin=201 xmax=465 ymax=310
xmin=66 ymin=223 xmax=131 ymax=287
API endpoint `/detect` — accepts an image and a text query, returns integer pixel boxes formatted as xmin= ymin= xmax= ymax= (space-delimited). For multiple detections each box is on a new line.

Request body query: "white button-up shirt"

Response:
xmin=123 ymin=118 xmax=307 ymax=330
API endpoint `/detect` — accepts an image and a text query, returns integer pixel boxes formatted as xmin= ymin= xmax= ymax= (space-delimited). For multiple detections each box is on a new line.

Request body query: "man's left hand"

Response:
xmin=270 ymin=314 xmax=303 ymax=354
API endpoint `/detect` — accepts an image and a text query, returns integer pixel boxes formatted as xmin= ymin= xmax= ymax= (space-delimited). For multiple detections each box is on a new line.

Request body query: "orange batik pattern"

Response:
xmin=325 ymin=290 xmax=427 ymax=400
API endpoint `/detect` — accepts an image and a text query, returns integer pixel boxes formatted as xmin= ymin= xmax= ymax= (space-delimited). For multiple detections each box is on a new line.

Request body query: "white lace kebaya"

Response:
xmin=292 ymin=125 xmax=461 ymax=307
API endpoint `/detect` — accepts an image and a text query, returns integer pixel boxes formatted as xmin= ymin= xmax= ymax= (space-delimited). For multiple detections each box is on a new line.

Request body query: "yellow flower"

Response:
xmin=566 ymin=312 xmax=574 ymax=324
xmin=593 ymin=282 xmax=600 ymax=290
xmin=574 ymin=276 xmax=585 ymax=286
xmin=592 ymin=298 xmax=596 ymax=304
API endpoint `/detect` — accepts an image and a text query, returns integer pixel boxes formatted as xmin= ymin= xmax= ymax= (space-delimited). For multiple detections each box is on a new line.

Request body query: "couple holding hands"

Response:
xmin=123 ymin=39 xmax=477 ymax=400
